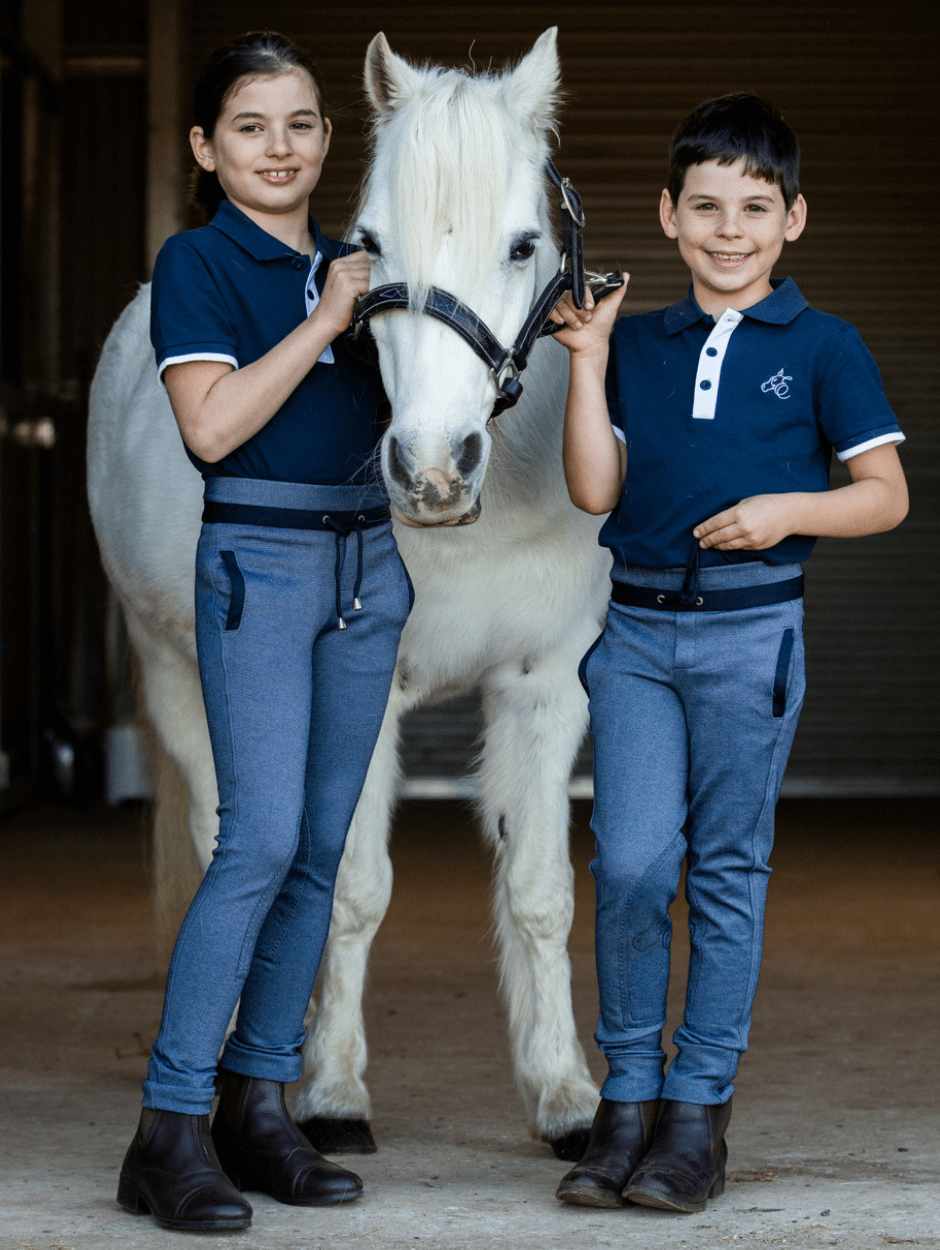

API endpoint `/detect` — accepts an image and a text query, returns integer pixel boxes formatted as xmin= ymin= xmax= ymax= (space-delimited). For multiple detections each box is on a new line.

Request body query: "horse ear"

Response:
xmin=364 ymin=32 xmax=424 ymax=116
xmin=502 ymin=27 xmax=561 ymax=135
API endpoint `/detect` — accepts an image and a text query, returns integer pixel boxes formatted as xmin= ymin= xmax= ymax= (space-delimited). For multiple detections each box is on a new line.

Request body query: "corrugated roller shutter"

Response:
xmin=187 ymin=1 xmax=938 ymax=794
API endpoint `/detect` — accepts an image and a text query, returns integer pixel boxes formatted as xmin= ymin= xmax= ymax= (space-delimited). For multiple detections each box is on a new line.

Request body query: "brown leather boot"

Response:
xmin=212 ymin=1070 xmax=363 ymax=1206
xmin=117 ymin=1107 xmax=253 ymax=1231
xmin=555 ymin=1098 xmax=659 ymax=1207
xmin=623 ymin=1098 xmax=732 ymax=1213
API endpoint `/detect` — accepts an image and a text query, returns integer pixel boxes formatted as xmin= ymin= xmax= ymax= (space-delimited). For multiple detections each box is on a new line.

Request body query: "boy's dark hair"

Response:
xmin=666 ymin=94 xmax=800 ymax=209
xmin=189 ymin=31 xmax=328 ymax=221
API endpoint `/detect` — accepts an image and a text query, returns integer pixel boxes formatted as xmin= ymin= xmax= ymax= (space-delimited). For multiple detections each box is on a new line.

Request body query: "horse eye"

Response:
xmin=358 ymin=231 xmax=381 ymax=257
xmin=509 ymin=237 xmax=537 ymax=263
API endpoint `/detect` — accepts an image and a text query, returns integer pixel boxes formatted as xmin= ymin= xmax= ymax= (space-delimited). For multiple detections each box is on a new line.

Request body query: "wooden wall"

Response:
xmin=192 ymin=0 xmax=937 ymax=793
xmin=3 ymin=0 xmax=936 ymax=796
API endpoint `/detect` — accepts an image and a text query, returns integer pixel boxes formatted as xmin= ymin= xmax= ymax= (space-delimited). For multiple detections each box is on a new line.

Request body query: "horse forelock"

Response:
xmin=365 ymin=65 xmax=551 ymax=308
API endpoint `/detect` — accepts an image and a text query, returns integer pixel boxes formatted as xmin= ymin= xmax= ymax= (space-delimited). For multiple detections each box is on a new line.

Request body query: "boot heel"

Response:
xmin=117 ymin=1175 xmax=150 ymax=1215
xmin=709 ymin=1164 xmax=726 ymax=1198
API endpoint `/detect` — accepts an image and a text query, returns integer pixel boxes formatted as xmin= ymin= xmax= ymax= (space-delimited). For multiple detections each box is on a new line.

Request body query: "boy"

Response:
xmin=549 ymin=94 xmax=908 ymax=1214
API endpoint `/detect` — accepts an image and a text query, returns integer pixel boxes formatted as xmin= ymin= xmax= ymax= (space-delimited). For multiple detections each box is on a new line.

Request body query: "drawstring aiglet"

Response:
xmin=323 ymin=515 xmax=366 ymax=629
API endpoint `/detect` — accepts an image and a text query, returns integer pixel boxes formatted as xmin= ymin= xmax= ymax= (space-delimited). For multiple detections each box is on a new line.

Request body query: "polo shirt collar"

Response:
xmin=209 ymin=199 xmax=341 ymax=262
xmin=663 ymin=276 xmax=809 ymax=335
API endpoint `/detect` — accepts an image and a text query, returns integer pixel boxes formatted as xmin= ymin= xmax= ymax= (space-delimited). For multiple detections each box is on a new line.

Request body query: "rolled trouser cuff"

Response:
xmin=141 ymin=1078 xmax=216 ymax=1116
xmin=218 ymin=1038 xmax=304 ymax=1086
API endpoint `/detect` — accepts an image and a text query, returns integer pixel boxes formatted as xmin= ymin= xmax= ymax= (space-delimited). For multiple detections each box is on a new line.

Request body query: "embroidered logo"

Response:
xmin=761 ymin=367 xmax=792 ymax=399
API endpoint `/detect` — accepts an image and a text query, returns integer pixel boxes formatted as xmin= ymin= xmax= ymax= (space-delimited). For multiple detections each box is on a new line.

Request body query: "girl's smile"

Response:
xmin=190 ymin=68 xmax=331 ymax=243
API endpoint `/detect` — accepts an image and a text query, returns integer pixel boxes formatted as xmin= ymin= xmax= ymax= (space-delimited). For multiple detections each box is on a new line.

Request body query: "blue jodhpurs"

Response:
xmin=583 ymin=561 xmax=806 ymax=1107
xmin=143 ymin=478 xmax=413 ymax=1114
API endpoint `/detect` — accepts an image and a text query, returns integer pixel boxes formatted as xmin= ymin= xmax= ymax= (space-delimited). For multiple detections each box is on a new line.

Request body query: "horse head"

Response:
xmin=353 ymin=29 xmax=562 ymax=527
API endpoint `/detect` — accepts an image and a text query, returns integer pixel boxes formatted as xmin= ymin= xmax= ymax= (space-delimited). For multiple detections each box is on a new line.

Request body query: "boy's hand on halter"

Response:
xmin=313 ymin=250 xmax=372 ymax=339
xmin=557 ymin=276 xmax=630 ymax=515
xmin=549 ymin=276 xmax=629 ymax=357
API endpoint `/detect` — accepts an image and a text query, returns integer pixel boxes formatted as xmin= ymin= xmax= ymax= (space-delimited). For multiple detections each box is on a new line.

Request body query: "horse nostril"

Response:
xmin=455 ymin=431 xmax=483 ymax=476
xmin=386 ymin=435 xmax=412 ymax=490
xmin=454 ymin=497 xmax=482 ymax=525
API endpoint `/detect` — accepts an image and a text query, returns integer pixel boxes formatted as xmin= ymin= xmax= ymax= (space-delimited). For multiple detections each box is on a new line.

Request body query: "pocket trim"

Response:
xmin=772 ymin=627 xmax=794 ymax=718
xmin=578 ymin=632 xmax=605 ymax=696
xmin=220 ymin=550 xmax=245 ymax=631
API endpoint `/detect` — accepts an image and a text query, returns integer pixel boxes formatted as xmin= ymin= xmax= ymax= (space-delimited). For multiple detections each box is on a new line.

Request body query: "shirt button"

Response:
xmin=291 ymin=257 xmax=304 ymax=269
xmin=700 ymin=379 xmax=712 ymax=390
xmin=706 ymin=347 xmax=718 ymax=356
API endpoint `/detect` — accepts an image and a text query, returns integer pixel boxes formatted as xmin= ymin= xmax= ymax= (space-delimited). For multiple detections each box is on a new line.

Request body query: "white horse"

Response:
xmin=87 ymin=28 xmax=610 ymax=1160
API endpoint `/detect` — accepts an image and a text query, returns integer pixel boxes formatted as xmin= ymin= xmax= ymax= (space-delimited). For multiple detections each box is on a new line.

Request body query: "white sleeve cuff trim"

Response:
xmin=837 ymin=431 xmax=905 ymax=461
xmin=157 ymin=352 xmax=238 ymax=387
xmin=612 ymin=425 xmax=626 ymax=443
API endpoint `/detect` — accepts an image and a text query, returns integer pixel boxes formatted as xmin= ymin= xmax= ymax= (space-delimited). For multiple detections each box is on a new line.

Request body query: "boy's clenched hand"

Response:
xmin=695 ymin=494 xmax=798 ymax=550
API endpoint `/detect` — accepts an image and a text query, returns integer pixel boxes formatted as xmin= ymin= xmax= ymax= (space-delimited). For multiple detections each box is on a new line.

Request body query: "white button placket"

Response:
xmin=304 ymin=251 xmax=335 ymax=365
xmin=691 ymin=308 xmax=743 ymax=419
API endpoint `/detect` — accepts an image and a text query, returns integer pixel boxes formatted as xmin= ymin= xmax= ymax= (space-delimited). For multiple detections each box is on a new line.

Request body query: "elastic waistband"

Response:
xmin=611 ymin=574 xmax=803 ymax=614
xmin=611 ymin=561 xmax=802 ymax=592
xmin=203 ymin=477 xmax=389 ymax=513
xmin=202 ymin=500 xmax=390 ymax=532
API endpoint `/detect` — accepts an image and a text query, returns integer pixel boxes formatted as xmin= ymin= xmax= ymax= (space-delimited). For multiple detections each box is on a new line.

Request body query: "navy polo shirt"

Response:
xmin=601 ymin=277 xmax=905 ymax=568
xmin=150 ymin=200 xmax=383 ymax=484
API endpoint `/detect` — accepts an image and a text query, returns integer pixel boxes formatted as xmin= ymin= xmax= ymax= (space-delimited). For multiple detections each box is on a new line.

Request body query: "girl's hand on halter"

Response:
xmin=312 ymin=249 xmax=373 ymax=340
xmin=165 ymin=249 xmax=373 ymax=464
xmin=549 ymin=276 xmax=629 ymax=358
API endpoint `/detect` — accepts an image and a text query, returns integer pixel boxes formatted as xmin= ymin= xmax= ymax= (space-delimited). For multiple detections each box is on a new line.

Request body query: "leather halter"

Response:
xmin=350 ymin=161 xmax=587 ymax=419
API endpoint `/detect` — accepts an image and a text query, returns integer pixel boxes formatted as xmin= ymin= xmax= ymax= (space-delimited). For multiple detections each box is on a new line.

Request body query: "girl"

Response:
xmin=117 ymin=32 xmax=412 ymax=1233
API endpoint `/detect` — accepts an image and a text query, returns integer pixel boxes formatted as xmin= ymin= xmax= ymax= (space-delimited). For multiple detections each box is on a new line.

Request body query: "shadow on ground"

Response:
xmin=0 ymin=797 xmax=937 ymax=1249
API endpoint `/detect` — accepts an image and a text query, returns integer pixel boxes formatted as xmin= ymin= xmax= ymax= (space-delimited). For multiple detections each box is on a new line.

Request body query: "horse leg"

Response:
xmin=294 ymin=677 xmax=416 ymax=1154
xmin=124 ymin=608 xmax=218 ymax=953
xmin=478 ymin=653 xmax=599 ymax=1161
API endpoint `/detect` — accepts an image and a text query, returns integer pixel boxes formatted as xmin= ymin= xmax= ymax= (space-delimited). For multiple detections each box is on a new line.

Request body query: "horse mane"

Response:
xmin=361 ymin=61 xmax=555 ymax=309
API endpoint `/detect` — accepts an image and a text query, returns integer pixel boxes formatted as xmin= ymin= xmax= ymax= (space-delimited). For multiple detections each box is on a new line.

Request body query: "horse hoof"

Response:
xmin=549 ymin=1127 xmax=592 ymax=1162
xmin=297 ymin=1116 xmax=378 ymax=1155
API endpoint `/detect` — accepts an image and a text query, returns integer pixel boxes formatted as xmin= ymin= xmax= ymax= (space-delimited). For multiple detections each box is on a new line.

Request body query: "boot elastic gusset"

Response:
xmin=117 ymin=1107 xmax=253 ymax=1231
xmin=212 ymin=1071 xmax=363 ymax=1207
xmin=555 ymin=1098 xmax=660 ymax=1208
xmin=623 ymin=1097 xmax=732 ymax=1214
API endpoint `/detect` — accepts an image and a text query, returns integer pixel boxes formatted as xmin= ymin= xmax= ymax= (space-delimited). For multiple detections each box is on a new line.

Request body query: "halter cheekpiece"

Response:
xmin=351 ymin=162 xmax=615 ymax=420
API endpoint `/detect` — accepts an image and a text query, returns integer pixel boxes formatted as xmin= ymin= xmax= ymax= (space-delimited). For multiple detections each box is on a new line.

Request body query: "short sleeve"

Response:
xmin=816 ymin=323 xmax=905 ymax=460
xmin=150 ymin=235 xmax=239 ymax=384
xmin=605 ymin=330 xmax=626 ymax=444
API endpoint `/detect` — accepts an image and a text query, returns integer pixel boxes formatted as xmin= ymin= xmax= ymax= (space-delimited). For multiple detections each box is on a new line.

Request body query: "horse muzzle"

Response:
xmin=383 ymin=432 xmax=485 ymax=527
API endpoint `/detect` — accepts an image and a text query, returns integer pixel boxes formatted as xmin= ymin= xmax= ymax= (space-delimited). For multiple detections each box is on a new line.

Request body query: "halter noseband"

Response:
xmin=350 ymin=161 xmax=587 ymax=419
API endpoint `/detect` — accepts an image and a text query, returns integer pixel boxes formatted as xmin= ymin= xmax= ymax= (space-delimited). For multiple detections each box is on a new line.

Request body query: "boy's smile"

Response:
xmin=660 ymin=159 xmax=806 ymax=315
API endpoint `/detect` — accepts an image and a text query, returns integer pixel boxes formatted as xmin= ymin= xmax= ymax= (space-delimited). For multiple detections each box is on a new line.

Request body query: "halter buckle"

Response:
xmin=557 ymin=176 xmax=586 ymax=229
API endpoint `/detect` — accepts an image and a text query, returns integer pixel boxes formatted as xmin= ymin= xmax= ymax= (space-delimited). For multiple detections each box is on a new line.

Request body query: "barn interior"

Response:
xmin=0 ymin=2 xmax=937 ymax=1248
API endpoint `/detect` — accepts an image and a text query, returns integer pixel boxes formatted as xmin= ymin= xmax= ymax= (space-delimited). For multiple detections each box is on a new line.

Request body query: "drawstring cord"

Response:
xmin=323 ymin=514 xmax=366 ymax=630
xmin=677 ymin=537 xmax=703 ymax=608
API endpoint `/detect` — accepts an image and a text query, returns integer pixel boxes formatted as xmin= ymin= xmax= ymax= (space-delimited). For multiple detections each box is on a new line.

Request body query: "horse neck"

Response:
xmin=483 ymin=331 xmax=571 ymax=516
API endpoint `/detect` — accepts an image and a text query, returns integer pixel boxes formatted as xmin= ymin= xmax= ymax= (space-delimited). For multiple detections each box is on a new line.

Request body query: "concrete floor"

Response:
xmin=0 ymin=797 xmax=937 ymax=1250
